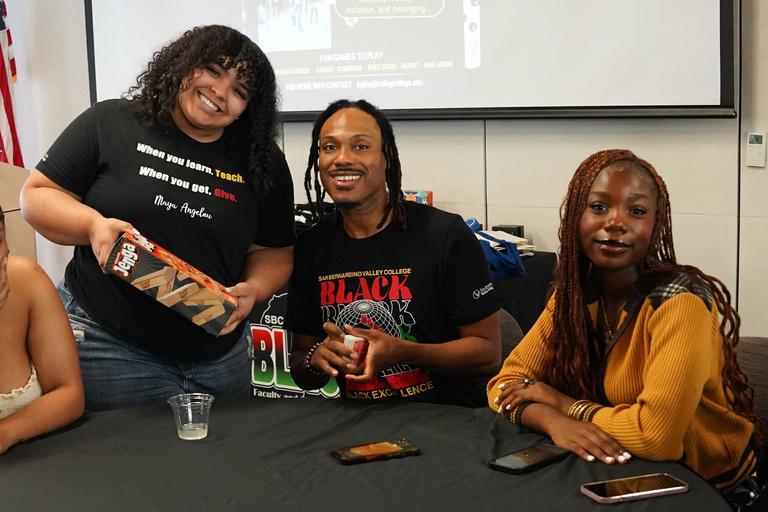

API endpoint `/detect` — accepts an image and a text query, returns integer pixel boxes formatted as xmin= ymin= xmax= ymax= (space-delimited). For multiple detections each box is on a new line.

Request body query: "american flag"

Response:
xmin=0 ymin=0 xmax=22 ymax=167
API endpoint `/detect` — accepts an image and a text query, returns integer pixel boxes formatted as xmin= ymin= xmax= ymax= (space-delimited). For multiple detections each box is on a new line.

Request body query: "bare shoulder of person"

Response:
xmin=8 ymin=255 xmax=54 ymax=301
xmin=8 ymin=255 xmax=46 ymax=279
xmin=0 ymin=257 xmax=40 ymax=333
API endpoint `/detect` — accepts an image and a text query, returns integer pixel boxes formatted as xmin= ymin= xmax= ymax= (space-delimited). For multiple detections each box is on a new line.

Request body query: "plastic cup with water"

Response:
xmin=167 ymin=393 xmax=214 ymax=440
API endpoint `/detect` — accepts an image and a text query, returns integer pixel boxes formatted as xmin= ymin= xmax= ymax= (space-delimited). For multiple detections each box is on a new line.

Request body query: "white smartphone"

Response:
xmin=580 ymin=473 xmax=689 ymax=504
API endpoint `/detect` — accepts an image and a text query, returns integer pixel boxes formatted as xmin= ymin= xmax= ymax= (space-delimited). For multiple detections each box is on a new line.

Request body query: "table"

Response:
xmin=494 ymin=251 xmax=557 ymax=333
xmin=0 ymin=399 xmax=729 ymax=511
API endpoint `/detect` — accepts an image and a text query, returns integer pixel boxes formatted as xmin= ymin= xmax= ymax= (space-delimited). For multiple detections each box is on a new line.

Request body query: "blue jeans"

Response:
xmin=57 ymin=281 xmax=250 ymax=411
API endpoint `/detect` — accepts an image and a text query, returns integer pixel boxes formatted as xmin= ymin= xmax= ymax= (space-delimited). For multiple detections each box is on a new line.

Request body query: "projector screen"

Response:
xmin=86 ymin=0 xmax=734 ymax=120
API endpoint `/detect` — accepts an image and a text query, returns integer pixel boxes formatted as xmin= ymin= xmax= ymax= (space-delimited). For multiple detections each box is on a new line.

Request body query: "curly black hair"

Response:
xmin=304 ymin=99 xmax=405 ymax=229
xmin=126 ymin=25 xmax=279 ymax=193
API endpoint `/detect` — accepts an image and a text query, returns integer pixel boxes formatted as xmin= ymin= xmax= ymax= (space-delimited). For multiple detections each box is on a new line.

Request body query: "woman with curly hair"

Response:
xmin=21 ymin=25 xmax=295 ymax=411
xmin=487 ymin=149 xmax=763 ymax=503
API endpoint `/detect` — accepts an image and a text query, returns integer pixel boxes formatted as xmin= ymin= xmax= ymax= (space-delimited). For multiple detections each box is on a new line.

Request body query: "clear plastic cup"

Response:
xmin=167 ymin=393 xmax=214 ymax=440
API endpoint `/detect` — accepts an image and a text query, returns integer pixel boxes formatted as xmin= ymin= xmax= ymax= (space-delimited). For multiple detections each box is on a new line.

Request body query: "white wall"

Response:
xmin=8 ymin=1 xmax=767 ymax=335
xmin=8 ymin=1 xmax=90 ymax=285
xmin=738 ymin=0 xmax=768 ymax=336
xmin=284 ymin=113 xmax=741 ymax=310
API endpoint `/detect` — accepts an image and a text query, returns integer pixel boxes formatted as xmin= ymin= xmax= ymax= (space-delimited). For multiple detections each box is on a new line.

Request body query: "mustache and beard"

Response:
xmin=324 ymin=164 xmax=389 ymax=211
xmin=335 ymin=200 xmax=360 ymax=210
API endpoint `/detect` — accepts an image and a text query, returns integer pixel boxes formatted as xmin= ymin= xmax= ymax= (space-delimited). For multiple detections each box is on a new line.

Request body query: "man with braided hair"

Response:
xmin=488 ymin=149 xmax=764 ymax=507
xmin=285 ymin=99 xmax=500 ymax=407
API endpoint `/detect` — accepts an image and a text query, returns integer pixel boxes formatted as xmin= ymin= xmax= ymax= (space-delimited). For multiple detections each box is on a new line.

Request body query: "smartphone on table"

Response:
xmin=580 ymin=472 xmax=689 ymax=504
xmin=488 ymin=442 xmax=570 ymax=474
xmin=330 ymin=438 xmax=420 ymax=465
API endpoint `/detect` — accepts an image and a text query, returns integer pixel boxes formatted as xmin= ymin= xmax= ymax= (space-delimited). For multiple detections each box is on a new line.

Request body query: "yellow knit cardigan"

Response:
xmin=487 ymin=273 xmax=755 ymax=490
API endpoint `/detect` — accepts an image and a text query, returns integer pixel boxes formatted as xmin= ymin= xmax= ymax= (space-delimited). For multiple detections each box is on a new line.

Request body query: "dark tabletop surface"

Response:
xmin=0 ymin=398 xmax=729 ymax=512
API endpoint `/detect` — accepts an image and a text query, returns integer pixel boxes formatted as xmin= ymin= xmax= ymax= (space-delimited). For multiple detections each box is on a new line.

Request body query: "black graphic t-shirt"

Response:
xmin=285 ymin=202 xmax=499 ymax=406
xmin=37 ymin=99 xmax=295 ymax=360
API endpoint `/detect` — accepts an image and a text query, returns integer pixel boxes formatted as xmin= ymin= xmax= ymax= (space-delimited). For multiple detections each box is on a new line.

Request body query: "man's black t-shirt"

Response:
xmin=285 ymin=202 xmax=499 ymax=406
xmin=37 ymin=99 xmax=295 ymax=360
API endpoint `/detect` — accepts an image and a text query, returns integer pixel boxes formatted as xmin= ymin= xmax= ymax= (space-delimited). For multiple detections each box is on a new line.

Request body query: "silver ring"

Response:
xmin=521 ymin=377 xmax=535 ymax=388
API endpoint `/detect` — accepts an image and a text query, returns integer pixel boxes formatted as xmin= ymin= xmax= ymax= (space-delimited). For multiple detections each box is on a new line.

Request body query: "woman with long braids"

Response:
xmin=21 ymin=25 xmax=295 ymax=410
xmin=487 ymin=149 xmax=763 ymax=503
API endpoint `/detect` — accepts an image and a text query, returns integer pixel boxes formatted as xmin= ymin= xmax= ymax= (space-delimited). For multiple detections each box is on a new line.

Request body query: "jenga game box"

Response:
xmin=103 ymin=230 xmax=237 ymax=337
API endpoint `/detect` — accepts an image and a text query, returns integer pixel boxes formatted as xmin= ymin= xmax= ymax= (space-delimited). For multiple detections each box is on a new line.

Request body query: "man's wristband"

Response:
xmin=304 ymin=340 xmax=326 ymax=377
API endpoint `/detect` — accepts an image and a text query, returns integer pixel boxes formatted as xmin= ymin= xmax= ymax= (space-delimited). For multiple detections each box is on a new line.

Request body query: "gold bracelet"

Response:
xmin=567 ymin=399 xmax=591 ymax=419
xmin=575 ymin=401 xmax=592 ymax=420
xmin=567 ymin=400 xmax=603 ymax=422
xmin=566 ymin=399 xmax=584 ymax=418
xmin=576 ymin=400 xmax=592 ymax=421
xmin=510 ymin=401 xmax=534 ymax=425
xmin=510 ymin=405 xmax=521 ymax=425
xmin=584 ymin=403 xmax=603 ymax=422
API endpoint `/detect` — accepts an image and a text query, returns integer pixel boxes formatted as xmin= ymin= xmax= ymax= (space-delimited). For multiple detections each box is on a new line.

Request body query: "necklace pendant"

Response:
xmin=599 ymin=294 xmax=625 ymax=342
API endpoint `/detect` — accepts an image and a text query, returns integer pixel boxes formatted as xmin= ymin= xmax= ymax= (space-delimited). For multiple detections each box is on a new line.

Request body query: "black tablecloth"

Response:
xmin=0 ymin=399 xmax=728 ymax=511
xmin=494 ymin=251 xmax=557 ymax=333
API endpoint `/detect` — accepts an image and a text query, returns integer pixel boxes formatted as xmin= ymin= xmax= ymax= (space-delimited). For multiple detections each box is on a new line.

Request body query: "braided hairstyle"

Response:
xmin=545 ymin=149 xmax=760 ymax=433
xmin=303 ymin=99 xmax=405 ymax=229
xmin=126 ymin=25 xmax=279 ymax=193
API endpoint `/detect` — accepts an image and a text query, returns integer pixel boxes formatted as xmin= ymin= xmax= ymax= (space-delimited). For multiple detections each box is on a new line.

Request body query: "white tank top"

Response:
xmin=0 ymin=366 xmax=43 ymax=420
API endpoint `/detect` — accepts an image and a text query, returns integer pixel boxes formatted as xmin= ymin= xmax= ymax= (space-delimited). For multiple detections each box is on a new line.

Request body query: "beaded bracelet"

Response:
xmin=510 ymin=401 xmax=534 ymax=425
xmin=304 ymin=340 xmax=326 ymax=377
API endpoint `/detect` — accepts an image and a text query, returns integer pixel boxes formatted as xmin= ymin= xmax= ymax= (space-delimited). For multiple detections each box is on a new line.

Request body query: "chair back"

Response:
xmin=499 ymin=308 xmax=524 ymax=361
xmin=737 ymin=337 xmax=768 ymax=422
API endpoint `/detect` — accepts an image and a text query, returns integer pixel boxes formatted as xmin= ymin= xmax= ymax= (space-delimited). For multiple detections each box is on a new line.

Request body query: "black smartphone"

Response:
xmin=488 ymin=443 xmax=570 ymax=474
xmin=330 ymin=438 xmax=421 ymax=465
xmin=580 ymin=473 xmax=689 ymax=504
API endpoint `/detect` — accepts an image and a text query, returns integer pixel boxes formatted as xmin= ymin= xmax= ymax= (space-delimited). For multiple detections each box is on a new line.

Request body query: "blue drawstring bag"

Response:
xmin=466 ymin=219 xmax=527 ymax=279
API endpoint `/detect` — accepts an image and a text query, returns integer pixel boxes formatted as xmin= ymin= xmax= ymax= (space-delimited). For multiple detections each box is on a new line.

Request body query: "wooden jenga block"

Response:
xmin=192 ymin=303 xmax=226 ymax=326
xmin=157 ymin=282 xmax=200 ymax=307
xmin=131 ymin=266 xmax=176 ymax=291
xmin=182 ymin=287 xmax=222 ymax=306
